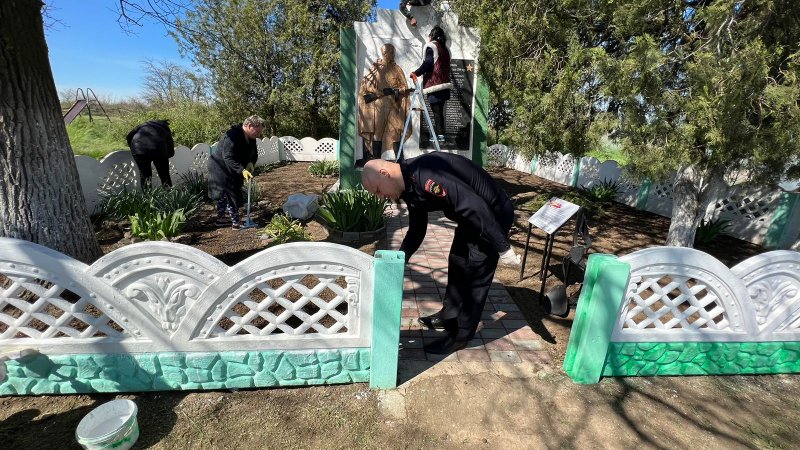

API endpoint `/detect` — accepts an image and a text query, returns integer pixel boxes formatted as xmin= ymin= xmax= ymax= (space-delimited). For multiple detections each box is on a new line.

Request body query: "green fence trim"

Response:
xmin=635 ymin=179 xmax=651 ymax=210
xmin=369 ymin=250 xmax=405 ymax=389
xmin=764 ymin=192 xmax=800 ymax=249
xmin=0 ymin=349 xmax=371 ymax=395
xmin=603 ymin=342 xmax=800 ymax=377
xmin=471 ymin=74 xmax=489 ymax=168
xmin=571 ymin=159 xmax=581 ymax=187
xmin=338 ymin=27 xmax=360 ymax=190
xmin=530 ymin=155 xmax=538 ymax=174
xmin=563 ymin=254 xmax=631 ymax=384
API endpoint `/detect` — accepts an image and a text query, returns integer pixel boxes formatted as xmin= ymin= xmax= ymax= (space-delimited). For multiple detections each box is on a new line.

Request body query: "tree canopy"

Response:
xmin=170 ymin=0 xmax=375 ymax=138
xmin=451 ymin=0 xmax=800 ymax=245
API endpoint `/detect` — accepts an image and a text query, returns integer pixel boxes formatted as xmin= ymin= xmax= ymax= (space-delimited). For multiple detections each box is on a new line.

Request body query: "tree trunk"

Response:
xmin=665 ymin=164 xmax=728 ymax=247
xmin=0 ymin=1 xmax=101 ymax=263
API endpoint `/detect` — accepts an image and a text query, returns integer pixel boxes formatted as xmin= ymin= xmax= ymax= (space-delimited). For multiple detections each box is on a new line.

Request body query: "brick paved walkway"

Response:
xmin=385 ymin=203 xmax=552 ymax=365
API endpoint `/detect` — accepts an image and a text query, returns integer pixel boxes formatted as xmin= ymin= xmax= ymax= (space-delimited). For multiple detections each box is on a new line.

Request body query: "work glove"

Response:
xmin=499 ymin=247 xmax=521 ymax=267
xmin=246 ymin=162 xmax=254 ymax=172
xmin=410 ymin=72 xmax=418 ymax=84
xmin=242 ymin=169 xmax=253 ymax=181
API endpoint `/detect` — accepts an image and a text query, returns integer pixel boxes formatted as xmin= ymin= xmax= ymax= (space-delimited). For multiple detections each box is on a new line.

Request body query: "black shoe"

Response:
xmin=424 ymin=335 xmax=468 ymax=355
xmin=418 ymin=313 xmax=445 ymax=330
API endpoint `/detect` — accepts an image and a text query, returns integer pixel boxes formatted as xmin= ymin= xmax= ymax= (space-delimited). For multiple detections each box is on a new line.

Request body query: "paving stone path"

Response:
xmin=385 ymin=203 xmax=553 ymax=366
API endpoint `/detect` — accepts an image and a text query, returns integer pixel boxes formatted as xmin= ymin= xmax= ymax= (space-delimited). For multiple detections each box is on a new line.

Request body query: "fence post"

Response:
xmin=764 ymin=192 xmax=800 ymax=249
xmin=636 ymin=179 xmax=651 ymax=210
xmin=369 ymin=250 xmax=405 ymax=389
xmin=338 ymin=27 xmax=360 ymax=190
xmin=563 ymin=254 xmax=631 ymax=384
xmin=530 ymin=154 xmax=539 ymax=174
xmin=571 ymin=157 xmax=581 ymax=188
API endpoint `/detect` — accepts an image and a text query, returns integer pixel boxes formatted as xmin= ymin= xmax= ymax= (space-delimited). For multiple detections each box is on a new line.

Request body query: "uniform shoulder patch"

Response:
xmin=424 ymin=178 xmax=446 ymax=197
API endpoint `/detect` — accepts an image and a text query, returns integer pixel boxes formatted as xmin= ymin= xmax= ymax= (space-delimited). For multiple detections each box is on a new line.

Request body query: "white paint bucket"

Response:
xmin=75 ymin=399 xmax=139 ymax=450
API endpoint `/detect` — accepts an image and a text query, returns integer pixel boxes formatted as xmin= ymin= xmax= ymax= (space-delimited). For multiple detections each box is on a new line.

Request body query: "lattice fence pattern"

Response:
xmin=622 ymin=275 xmax=731 ymax=331
xmin=213 ymin=274 xmax=352 ymax=337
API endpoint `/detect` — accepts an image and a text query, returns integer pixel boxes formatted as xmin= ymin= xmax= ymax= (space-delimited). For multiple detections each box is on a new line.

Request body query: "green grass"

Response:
xmin=66 ymin=116 xmax=127 ymax=159
xmin=586 ymin=137 xmax=628 ymax=165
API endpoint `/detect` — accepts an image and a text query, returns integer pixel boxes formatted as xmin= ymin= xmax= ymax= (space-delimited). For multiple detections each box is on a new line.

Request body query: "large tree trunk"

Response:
xmin=0 ymin=1 xmax=101 ymax=263
xmin=665 ymin=164 xmax=727 ymax=247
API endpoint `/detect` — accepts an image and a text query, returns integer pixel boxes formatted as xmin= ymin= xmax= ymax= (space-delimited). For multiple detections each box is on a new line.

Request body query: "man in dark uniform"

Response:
xmin=362 ymin=153 xmax=521 ymax=354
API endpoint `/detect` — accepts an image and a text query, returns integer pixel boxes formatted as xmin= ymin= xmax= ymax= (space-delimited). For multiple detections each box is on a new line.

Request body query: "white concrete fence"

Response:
xmin=76 ymin=136 xmax=338 ymax=213
xmin=488 ymin=144 xmax=800 ymax=250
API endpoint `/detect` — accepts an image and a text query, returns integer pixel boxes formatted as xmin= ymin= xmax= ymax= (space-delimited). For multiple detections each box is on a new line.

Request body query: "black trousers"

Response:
xmin=132 ymin=154 xmax=172 ymax=189
xmin=441 ymin=198 xmax=514 ymax=340
xmin=430 ymin=102 xmax=445 ymax=137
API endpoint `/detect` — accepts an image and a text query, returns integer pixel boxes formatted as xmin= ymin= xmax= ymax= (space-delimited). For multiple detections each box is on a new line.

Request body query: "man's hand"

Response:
xmin=499 ymin=247 xmax=521 ymax=267
xmin=242 ymin=169 xmax=253 ymax=181
xmin=410 ymin=72 xmax=418 ymax=84
xmin=410 ymin=17 xmax=417 ymax=27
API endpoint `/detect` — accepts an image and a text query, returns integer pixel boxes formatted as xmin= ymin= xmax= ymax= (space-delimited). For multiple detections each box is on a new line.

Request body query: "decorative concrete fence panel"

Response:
xmin=577 ymin=157 xmax=642 ymax=208
xmin=487 ymin=144 xmax=510 ymax=168
xmin=713 ymin=184 xmax=785 ymax=245
xmin=281 ymin=137 xmax=338 ymax=162
xmin=0 ymin=238 xmax=404 ymax=394
xmin=564 ymin=247 xmax=800 ymax=384
xmin=534 ymin=152 xmax=578 ymax=186
xmin=642 ymin=176 xmax=676 ymax=218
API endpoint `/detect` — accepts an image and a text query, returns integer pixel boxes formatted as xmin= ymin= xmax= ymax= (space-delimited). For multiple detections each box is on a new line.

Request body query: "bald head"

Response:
xmin=362 ymin=159 xmax=405 ymax=200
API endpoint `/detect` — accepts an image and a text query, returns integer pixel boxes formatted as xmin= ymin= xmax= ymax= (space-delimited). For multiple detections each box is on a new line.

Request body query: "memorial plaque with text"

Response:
xmin=420 ymin=59 xmax=475 ymax=151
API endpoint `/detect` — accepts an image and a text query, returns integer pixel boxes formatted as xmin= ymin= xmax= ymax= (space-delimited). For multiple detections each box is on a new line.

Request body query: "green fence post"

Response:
xmin=636 ymin=179 xmax=651 ymax=210
xmin=471 ymin=74 xmax=489 ymax=168
xmin=530 ymin=154 xmax=539 ymax=174
xmin=764 ymin=192 xmax=800 ymax=249
xmin=370 ymin=250 xmax=405 ymax=389
xmin=338 ymin=27 xmax=360 ymax=190
xmin=277 ymin=138 xmax=284 ymax=162
xmin=563 ymin=254 xmax=631 ymax=384
xmin=571 ymin=158 xmax=581 ymax=188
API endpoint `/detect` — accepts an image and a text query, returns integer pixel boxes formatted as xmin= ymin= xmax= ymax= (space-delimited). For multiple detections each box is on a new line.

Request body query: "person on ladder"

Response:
xmin=410 ymin=25 xmax=451 ymax=148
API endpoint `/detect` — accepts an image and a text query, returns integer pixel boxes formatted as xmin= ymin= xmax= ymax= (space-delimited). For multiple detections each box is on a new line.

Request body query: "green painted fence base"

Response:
xmin=604 ymin=342 xmax=800 ymax=377
xmin=0 ymin=349 xmax=371 ymax=395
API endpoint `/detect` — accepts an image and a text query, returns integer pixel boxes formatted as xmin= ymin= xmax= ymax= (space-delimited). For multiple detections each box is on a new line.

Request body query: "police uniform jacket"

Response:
xmin=399 ymin=152 xmax=512 ymax=262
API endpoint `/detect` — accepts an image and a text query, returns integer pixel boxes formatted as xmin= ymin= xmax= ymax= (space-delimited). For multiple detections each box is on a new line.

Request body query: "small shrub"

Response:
xmin=580 ymin=179 xmax=620 ymax=204
xmin=179 ymin=171 xmax=210 ymax=202
xmin=308 ymin=160 xmax=340 ymax=178
xmin=317 ymin=188 xmax=386 ymax=232
xmin=695 ymin=218 xmax=732 ymax=245
xmin=260 ymin=213 xmax=311 ymax=244
xmin=130 ymin=209 xmax=187 ymax=240
xmin=254 ymin=161 xmax=287 ymax=175
xmin=100 ymin=186 xmax=202 ymax=221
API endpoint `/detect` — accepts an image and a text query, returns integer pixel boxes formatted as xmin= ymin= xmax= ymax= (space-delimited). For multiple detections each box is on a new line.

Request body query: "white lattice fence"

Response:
xmin=615 ymin=247 xmax=800 ymax=342
xmin=0 ymin=239 xmax=377 ymax=353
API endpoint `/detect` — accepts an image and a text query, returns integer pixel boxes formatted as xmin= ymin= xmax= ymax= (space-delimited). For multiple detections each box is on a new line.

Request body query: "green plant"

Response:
xmin=179 ymin=171 xmax=210 ymax=202
xmin=259 ymin=213 xmax=311 ymax=244
xmin=254 ymin=161 xmax=287 ymax=175
xmin=695 ymin=218 xmax=732 ymax=245
xmin=316 ymin=188 xmax=386 ymax=232
xmin=580 ymin=179 xmax=620 ymax=204
xmin=130 ymin=209 xmax=187 ymax=240
xmin=308 ymin=160 xmax=340 ymax=177
xmin=241 ymin=180 xmax=263 ymax=204
xmin=100 ymin=186 xmax=202 ymax=221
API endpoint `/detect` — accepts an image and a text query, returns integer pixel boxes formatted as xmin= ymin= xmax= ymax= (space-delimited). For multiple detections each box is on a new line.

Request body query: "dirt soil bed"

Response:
xmin=4 ymin=163 xmax=797 ymax=450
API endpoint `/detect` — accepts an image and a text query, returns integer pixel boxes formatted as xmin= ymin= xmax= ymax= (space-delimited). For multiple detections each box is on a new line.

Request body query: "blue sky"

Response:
xmin=46 ymin=0 xmax=396 ymax=100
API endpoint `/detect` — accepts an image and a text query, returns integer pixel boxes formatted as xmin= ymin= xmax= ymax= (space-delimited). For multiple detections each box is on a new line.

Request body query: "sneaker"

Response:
xmin=231 ymin=222 xmax=242 ymax=230
xmin=437 ymin=135 xmax=445 ymax=143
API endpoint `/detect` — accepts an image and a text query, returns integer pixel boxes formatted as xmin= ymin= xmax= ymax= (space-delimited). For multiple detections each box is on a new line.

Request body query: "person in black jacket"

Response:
xmin=362 ymin=153 xmax=522 ymax=354
xmin=126 ymin=120 xmax=175 ymax=189
xmin=207 ymin=115 xmax=264 ymax=229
